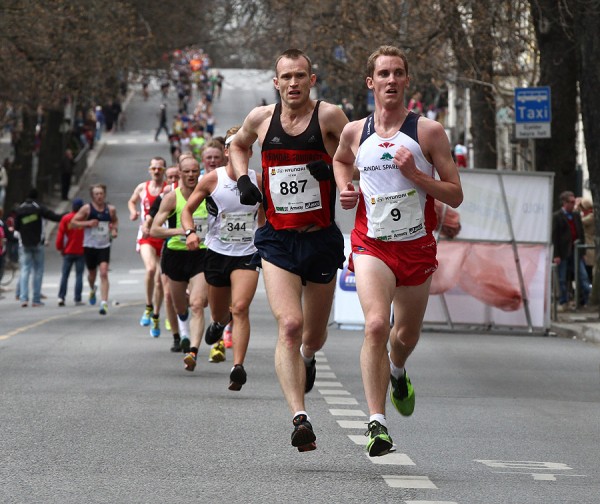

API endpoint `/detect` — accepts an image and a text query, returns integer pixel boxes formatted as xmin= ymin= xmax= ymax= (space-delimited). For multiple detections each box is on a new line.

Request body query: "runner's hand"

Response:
xmin=237 ymin=175 xmax=262 ymax=205
xmin=340 ymin=182 xmax=359 ymax=210
xmin=307 ymin=160 xmax=332 ymax=181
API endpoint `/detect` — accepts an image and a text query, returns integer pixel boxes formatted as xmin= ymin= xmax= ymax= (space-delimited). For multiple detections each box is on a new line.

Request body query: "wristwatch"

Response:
xmin=184 ymin=228 xmax=195 ymax=237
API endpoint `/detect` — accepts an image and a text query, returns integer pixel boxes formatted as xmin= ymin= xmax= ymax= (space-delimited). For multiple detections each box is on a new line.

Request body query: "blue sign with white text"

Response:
xmin=514 ymin=87 xmax=551 ymax=123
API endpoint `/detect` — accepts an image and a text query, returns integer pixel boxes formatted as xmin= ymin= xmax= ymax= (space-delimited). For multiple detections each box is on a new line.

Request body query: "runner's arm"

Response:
xmin=333 ymin=122 xmax=361 ymax=210
xmin=70 ymin=205 xmax=95 ymax=228
xmin=127 ymin=183 xmax=143 ymax=221
xmin=182 ymin=174 xmax=215 ymax=250
xmin=394 ymin=119 xmax=463 ymax=208
xmin=150 ymin=192 xmax=179 ymax=239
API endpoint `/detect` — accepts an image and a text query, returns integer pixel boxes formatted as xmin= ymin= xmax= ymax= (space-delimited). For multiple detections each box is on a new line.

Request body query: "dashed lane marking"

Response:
xmin=347 ymin=435 xmax=368 ymax=446
xmin=337 ymin=420 xmax=368 ymax=429
xmin=328 ymin=409 xmax=366 ymax=416
xmin=382 ymin=475 xmax=437 ymax=489
xmin=404 ymin=501 xmax=458 ymax=504
xmin=318 ymin=389 xmax=351 ymax=395
xmin=367 ymin=453 xmax=415 ymax=466
xmin=324 ymin=396 xmax=359 ymax=405
xmin=316 ymin=371 xmax=337 ymax=379
xmin=314 ymin=381 xmax=342 ymax=387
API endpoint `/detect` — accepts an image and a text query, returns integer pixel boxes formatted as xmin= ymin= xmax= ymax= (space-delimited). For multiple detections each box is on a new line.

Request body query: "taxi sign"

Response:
xmin=514 ymin=87 xmax=551 ymax=139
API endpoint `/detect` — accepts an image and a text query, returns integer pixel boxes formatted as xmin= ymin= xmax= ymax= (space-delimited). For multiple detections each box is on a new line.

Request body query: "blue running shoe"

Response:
xmin=150 ymin=316 xmax=160 ymax=337
xmin=140 ymin=306 xmax=152 ymax=326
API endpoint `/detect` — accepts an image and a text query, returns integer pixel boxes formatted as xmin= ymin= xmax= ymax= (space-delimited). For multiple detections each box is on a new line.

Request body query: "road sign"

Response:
xmin=514 ymin=87 xmax=551 ymax=139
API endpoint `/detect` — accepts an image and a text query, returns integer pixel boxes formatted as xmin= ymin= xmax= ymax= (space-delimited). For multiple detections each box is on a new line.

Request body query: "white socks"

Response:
xmin=300 ymin=344 xmax=313 ymax=365
xmin=389 ymin=352 xmax=405 ymax=380
xmin=369 ymin=413 xmax=387 ymax=428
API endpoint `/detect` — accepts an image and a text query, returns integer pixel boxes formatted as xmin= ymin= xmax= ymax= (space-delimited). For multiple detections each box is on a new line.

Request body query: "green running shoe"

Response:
xmin=390 ymin=370 xmax=415 ymax=416
xmin=365 ymin=420 xmax=393 ymax=457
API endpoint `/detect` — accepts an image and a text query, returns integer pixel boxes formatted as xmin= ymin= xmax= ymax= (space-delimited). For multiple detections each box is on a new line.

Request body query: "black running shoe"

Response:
xmin=205 ymin=321 xmax=227 ymax=345
xmin=228 ymin=364 xmax=247 ymax=391
xmin=180 ymin=337 xmax=190 ymax=354
xmin=291 ymin=414 xmax=316 ymax=452
xmin=305 ymin=356 xmax=316 ymax=393
xmin=170 ymin=338 xmax=182 ymax=352
xmin=365 ymin=420 xmax=393 ymax=457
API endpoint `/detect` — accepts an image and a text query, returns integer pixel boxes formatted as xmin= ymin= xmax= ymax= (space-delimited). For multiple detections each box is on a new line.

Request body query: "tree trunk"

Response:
xmin=6 ymin=108 xmax=36 ymax=211
xmin=530 ymin=0 xmax=578 ymax=208
xmin=574 ymin=0 xmax=600 ymax=306
xmin=37 ymin=108 xmax=65 ymax=201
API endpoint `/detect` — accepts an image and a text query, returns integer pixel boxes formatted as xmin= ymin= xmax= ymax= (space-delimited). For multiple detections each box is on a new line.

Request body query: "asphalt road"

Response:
xmin=1 ymin=70 xmax=599 ymax=504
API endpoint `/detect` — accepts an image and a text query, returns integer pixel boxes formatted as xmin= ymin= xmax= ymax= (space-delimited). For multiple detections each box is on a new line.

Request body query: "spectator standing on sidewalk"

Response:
xmin=14 ymin=188 xmax=64 ymax=307
xmin=55 ymin=198 xmax=85 ymax=306
xmin=552 ymin=190 xmax=591 ymax=309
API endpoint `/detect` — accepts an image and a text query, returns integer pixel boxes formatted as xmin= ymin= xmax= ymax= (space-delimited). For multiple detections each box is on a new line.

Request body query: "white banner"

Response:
xmin=458 ymin=170 xmax=552 ymax=243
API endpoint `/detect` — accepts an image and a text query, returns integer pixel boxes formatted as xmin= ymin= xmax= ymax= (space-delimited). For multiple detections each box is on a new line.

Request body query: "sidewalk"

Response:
xmin=551 ymin=305 xmax=600 ymax=344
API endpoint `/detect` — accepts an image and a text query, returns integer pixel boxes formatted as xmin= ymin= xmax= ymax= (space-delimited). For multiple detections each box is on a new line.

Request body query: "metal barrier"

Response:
xmin=574 ymin=241 xmax=594 ymax=308
xmin=73 ymin=145 xmax=89 ymax=183
xmin=551 ymin=263 xmax=559 ymax=321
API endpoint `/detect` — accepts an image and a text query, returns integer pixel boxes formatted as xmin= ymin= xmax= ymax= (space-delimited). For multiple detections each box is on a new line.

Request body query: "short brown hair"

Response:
xmin=559 ymin=191 xmax=575 ymax=204
xmin=89 ymin=183 xmax=106 ymax=196
xmin=151 ymin=156 xmax=167 ymax=168
xmin=275 ymin=49 xmax=312 ymax=76
xmin=367 ymin=45 xmax=409 ymax=78
xmin=203 ymin=139 xmax=225 ymax=154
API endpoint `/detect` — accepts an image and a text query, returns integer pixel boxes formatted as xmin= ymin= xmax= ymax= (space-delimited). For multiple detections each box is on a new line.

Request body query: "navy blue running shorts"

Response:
xmin=253 ymin=221 xmax=345 ymax=285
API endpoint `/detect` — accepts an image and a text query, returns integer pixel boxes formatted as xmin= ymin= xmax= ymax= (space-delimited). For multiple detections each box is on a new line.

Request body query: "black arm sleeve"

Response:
xmin=149 ymin=195 xmax=162 ymax=218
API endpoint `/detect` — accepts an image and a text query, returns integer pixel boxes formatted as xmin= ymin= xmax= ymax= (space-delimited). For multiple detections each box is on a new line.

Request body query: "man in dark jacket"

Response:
xmin=14 ymin=188 xmax=64 ymax=307
xmin=552 ymin=190 xmax=591 ymax=309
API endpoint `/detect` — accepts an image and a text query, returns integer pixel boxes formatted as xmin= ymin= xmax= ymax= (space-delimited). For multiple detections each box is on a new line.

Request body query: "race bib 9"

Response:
xmin=369 ymin=188 xmax=425 ymax=241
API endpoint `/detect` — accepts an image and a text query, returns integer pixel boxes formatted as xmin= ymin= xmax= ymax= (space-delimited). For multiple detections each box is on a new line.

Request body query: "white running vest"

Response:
xmin=205 ymin=167 xmax=259 ymax=256
xmin=355 ymin=129 xmax=433 ymax=241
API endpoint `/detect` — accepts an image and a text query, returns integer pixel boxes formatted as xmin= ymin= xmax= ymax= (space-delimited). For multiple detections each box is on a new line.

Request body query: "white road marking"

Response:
xmin=317 ymin=364 xmax=332 ymax=371
xmin=404 ymin=501 xmax=458 ymax=504
xmin=118 ymin=280 xmax=140 ymax=285
xmin=318 ymin=389 xmax=351 ymax=396
xmin=314 ymin=381 xmax=342 ymax=387
xmin=337 ymin=420 xmax=367 ymax=429
xmin=329 ymin=409 xmax=366 ymax=416
xmin=348 ymin=435 xmax=368 ymax=446
xmin=475 ymin=460 xmax=572 ymax=470
xmin=382 ymin=475 xmax=437 ymax=489
xmin=367 ymin=453 xmax=415 ymax=466
xmin=316 ymin=371 xmax=337 ymax=379
xmin=324 ymin=397 xmax=358 ymax=405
